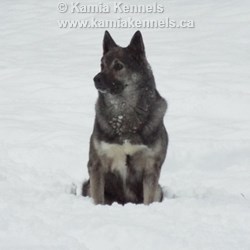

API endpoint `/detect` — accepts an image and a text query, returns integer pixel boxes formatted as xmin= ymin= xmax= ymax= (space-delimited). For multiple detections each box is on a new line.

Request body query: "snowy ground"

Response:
xmin=0 ymin=0 xmax=250 ymax=249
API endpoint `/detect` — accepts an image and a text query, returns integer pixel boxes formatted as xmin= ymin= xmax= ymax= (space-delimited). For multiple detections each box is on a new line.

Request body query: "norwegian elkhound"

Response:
xmin=82 ymin=30 xmax=168 ymax=205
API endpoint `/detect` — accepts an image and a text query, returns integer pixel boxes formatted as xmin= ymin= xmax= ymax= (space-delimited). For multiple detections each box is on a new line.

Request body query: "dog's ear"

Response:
xmin=103 ymin=31 xmax=117 ymax=55
xmin=128 ymin=31 xmax=145 ymax=57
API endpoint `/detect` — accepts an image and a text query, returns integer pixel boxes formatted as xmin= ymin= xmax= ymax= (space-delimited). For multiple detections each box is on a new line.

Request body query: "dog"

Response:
xmin=82 ymin=30 xmax=168 ymax=205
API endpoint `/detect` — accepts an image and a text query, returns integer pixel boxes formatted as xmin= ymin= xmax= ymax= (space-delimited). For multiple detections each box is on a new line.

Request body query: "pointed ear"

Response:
xmin=103 ymin=30 xmax=117 ymax=55
xmin=128 ymin=31 xmax=145 ymax=56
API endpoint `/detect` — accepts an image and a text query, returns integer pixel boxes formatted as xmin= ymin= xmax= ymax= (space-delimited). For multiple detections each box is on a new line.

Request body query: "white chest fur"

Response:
xmin=94 ymin=139 xmax=148 ymax=180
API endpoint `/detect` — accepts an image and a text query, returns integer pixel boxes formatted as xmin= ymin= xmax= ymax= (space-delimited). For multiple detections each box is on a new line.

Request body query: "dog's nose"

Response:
xmin=93 ymin=73 xmax=102 ymax=84
xmin=94 ymin=73 xmax=107 ymax=92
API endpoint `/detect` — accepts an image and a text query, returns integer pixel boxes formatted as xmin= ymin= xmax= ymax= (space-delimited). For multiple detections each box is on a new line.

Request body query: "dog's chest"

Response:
xmin=94 ymin=139 xmax=147 ymax=180
xmin=106 ymin=98 xmax=146 ymax=135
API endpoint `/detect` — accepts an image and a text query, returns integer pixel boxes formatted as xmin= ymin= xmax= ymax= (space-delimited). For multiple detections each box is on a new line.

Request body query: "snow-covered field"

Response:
xmin=1 ymin=0 xmax=250 ymax=249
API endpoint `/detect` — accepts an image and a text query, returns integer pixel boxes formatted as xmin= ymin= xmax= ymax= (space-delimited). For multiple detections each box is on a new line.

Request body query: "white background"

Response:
xmin=0 ymin=0 xmax=250 ymax=249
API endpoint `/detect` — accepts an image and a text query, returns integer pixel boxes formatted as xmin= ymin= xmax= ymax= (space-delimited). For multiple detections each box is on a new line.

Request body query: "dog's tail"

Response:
xmin=82 ymin=179 xmax=90 ymax=197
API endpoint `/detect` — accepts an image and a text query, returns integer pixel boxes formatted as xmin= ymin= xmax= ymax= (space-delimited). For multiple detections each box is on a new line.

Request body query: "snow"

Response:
xmin=1 ymin=0 xmax=250 ymax=249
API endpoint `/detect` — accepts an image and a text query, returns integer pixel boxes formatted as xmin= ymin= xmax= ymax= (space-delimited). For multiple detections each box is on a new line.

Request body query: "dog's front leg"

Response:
xmin=143 ymin=159 xmax=161 ymax=205
xmin=143 ymin=174 xmax=159 ymax=205
xmin=88 ymin=161 xmax=105 ymax=205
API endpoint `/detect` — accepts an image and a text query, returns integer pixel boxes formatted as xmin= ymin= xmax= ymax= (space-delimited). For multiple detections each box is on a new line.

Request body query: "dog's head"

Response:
xmin=93 ymin=31 xmax=152 ymax=95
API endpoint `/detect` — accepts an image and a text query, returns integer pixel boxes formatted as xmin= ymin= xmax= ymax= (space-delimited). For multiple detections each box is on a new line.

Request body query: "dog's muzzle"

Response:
xmin=93 ymin=72 xmax=125 ymax=95
xmin=93 ymin=73 xmax=108 ymax=93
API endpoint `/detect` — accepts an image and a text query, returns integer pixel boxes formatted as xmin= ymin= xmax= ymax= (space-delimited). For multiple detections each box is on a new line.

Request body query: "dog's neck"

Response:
xmin=96 ymin=77 xmax=156 ymax=136
xmin=100 ymin=76 xmax=155 ymax=112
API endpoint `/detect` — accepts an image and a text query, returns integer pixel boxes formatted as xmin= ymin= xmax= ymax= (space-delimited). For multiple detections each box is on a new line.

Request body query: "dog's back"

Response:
xmin=82 ymin=31 xmax=168 ymax=205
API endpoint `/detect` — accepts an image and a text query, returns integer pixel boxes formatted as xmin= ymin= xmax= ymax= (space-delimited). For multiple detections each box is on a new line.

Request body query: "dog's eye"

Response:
xmin=113 ymin=62 xmax=123 ymax=71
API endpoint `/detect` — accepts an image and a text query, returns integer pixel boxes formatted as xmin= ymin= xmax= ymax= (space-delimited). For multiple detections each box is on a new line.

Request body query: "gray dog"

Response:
xmin=82 ymin=31 xmax=168 ymax=205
